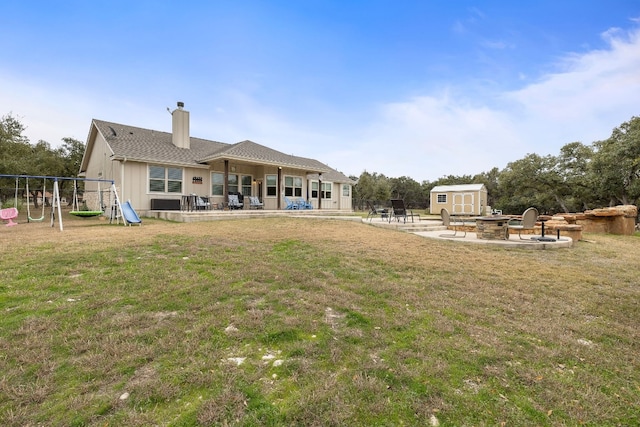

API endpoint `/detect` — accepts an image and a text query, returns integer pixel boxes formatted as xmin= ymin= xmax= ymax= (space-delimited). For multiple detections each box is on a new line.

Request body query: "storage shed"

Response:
xmin=430 ymin=184 xmax=488 ymax=216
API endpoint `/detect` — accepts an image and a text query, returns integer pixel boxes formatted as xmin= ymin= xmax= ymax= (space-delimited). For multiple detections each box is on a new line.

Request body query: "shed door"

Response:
xmin=452 ymin=192 xmax=474 ymax=214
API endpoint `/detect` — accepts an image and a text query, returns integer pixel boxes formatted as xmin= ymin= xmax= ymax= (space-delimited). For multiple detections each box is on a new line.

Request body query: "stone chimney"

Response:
xmin=171 ymin=101 xmax=190 ymax=149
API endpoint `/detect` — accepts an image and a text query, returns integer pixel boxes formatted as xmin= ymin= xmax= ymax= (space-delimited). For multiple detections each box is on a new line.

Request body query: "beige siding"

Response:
xmin=82 ymin=133 xmax=120 ymax=210
xmin=84 ymin=128 xmax=353 ymax=211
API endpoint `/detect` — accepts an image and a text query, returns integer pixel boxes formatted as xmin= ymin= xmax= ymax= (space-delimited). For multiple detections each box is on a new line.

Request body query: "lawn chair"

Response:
xmin=249 ymin=196 xmax=264 ymax=209
xmin=228 ymin=194 xmax=243 ymax=210
xmin=389 ymin=199 xmax=414 ymax=223
xmin=508 ymin=207 xmax=539 ymax=239
xmin=440 ymin=208 xmax=467 ymax=237
xmin=284 ymin=197 xmax=299 ymax=210
xmin=297 ymin=198 xmax=313 ymax=209
xmin=195 ymin=195 xmax=211 ymax=210
xmin=366 ymin=200 xmax=388 ymax=221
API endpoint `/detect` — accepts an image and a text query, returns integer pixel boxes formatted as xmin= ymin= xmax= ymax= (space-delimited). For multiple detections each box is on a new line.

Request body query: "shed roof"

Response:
xmin=431 ymin=184 xmax=486 ymax=192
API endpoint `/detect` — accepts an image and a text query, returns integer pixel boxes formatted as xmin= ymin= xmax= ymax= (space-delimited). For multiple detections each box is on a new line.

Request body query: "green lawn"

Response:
xmin=1 ymin=216 xmax=639 ymax=426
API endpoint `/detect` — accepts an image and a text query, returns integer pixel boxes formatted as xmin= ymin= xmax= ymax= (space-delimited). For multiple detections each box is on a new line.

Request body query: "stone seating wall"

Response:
xmin=457 ymin=205 xmax=638 ymax=241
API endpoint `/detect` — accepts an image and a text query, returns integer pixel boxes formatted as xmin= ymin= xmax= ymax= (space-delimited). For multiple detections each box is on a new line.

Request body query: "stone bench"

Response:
xmin=542 ymin=223 xmax=583 ymax=242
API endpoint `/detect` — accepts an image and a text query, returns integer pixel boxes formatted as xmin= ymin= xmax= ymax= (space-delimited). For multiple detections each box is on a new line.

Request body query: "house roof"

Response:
xmin=85 ymin=120 xmax=354 ymax=183
xmin=431 ymin=184 xmax=486 ymax=192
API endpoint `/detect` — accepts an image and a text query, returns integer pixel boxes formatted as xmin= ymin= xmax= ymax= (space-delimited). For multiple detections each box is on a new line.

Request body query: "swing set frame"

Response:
xmin=0 ymin=174 xmax=125 ymax=231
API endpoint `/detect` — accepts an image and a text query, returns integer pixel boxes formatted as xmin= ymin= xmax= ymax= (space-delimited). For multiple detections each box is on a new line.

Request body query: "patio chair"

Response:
xmin=1 ymin=207 xmax=19 ymax=227
xmin=195 ymin=195 xmax=211 ymax=210
xmin=440 ymin=208 xmax=467 ymax=237
xmin=508 ymin=207 xmax=539 ymax=239
xmin=297 ymin=198 xmax=313 ymax=209
xmin=284 ymin=197 xmax=299 ymax=210
xmin=249 ymin=196 xmax=264 ymax=209
xmin=389 ymin=199 xmax=414 ymax=223
xmin=366 ymin=200 xmax=388 ymax=221
xmin=228 ymin=194 xmax=243 ymax=210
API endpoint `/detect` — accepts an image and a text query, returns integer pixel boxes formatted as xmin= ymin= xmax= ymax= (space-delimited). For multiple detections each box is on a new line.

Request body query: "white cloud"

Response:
xmin=0 ymin=72 xmax=168 ymax=145
xmin=2 ymin=24 xmax=639 ymax=185
xmin=334 ymin=26 xmax=640 ymax=181
xmin=0 ymin=73 xmax=91 ymax=144
xmin=505 ymin=26 xmax=640 ymax=146
xmin=337 ymin=92 xmax=522 ymax=181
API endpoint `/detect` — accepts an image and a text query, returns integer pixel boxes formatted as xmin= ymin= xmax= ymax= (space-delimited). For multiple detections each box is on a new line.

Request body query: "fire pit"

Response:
xmin=475 ymin=216 xmax=511 ymax=240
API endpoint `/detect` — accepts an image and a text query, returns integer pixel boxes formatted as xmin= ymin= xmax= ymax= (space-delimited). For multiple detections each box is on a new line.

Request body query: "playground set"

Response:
xmin=0 ymin=174 xmax=142 ymax=231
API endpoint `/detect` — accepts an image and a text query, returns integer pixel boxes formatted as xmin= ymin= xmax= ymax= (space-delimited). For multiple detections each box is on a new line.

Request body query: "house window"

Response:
xmin=311 ymin=181 xmax=331 ymax=199
xmin=228 ymin=174 xmax=239 ymax=194
xmin=149 ymin=165 xmax=182 ymax=193
xmin=241 ymin=175 xmax=252 ymax=196
xmin=284 ymin=176 xmax=302 ymax=197
xmin=342 ymin=184 xmax=350 ymax=196
xmin=266 ymin=175 xmax=277 ymax=196
xmin=437 ymin=194 xmax=447 ymax=203
xmin=322 ymin=182 xmax=332 ymax=199
xmin=212 ymin=172 xmax=224 ymax=195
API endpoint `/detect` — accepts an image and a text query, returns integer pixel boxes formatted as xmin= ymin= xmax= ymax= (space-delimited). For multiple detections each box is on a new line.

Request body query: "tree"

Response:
xmin=59 ymin=137 xmax=85 ymax=177
xmin=353 ymin=171 xmax=391 ymax=210
xmin=497 ymin=153 xmax=561 ymax=214
xmin=389 ymin=176 xmax=423 ymax=208
xmin=0 ymin=114 xmax=88 ymax=206
xmin=353 ymin=171 xmax=375 ymax=210
xmin=473 ymin=167 xmax=501 ymax=209
xmin=556 ymin=141 xmax=595 ymax=211
xmin=373 ymin=177 xmax=391 ymax=206
xmin=590 ymin=116 xmax=640 ymax=206
xmin=0 ymin=114 xmax=32 ymax=204
xmin=431 ymin=174 xmax=475 ymax=187
xmin=0 ymin=114 xmax=32 ymax=174
xmin=28 ymin=140 xmax=65 ymax=208
xmin=57 ymin=137 xmax=86 ymax=204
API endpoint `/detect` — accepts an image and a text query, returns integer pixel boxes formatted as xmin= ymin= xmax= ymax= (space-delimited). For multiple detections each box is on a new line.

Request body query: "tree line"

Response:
xmin=0 ymin=113 xmax=85 ymax=207
xmin=2 ymin=112 xmax=640 ymax=215
xmin=352 ymin=116 xmax=640 ymax=215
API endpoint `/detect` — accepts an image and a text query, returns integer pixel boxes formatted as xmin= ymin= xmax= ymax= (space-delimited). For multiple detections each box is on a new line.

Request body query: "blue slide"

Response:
xmin=121 ymin=200 xmax=142 ymax=225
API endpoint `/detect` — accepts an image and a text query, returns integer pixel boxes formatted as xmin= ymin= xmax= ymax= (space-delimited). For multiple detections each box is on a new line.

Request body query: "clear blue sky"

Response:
xmin=2 ymin=1 xmax=639 ymax=182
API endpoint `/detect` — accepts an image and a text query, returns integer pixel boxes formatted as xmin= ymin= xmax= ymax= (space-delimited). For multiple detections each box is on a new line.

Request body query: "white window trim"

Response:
xmin=148 ymin=165 xmax=184 ymax=194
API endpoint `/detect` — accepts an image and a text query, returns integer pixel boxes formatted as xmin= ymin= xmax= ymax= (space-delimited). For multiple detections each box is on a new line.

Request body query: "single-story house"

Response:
xmin=79 ymin=102 xmax=355 ymax=212
xmin=430 ymin=184 xmax=488 ymax=216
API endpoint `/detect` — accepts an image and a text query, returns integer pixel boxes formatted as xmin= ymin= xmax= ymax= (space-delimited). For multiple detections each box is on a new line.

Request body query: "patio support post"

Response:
xmin=318 ymin=173 xmax=322 ymax=210
xmin=277 ymin=167 xmax=282 ymax=210
xmin=224 ymin=160 xmax=229 ymax=206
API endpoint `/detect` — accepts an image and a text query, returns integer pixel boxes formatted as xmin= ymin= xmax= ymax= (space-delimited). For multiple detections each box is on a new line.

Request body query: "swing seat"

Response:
xmin=1 ymin=207 xmax=19 ymax=226
xmin=69 ymin=210 xmax=103 ymax=217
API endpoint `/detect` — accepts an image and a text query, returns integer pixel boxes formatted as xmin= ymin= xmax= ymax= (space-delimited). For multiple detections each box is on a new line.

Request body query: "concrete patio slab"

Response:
xmin=412 ymin=229 xmax=573 ymax=249
xmin=363 ymin=216 xmax=574 ymax=249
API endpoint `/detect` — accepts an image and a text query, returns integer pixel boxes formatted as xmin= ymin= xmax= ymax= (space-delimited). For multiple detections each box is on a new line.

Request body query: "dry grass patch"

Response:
xmin=0 ymin=213 xmax=639 ymax=426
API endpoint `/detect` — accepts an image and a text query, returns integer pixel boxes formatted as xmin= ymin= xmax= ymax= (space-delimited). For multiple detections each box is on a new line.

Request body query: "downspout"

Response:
xmin=120 ymin=157 xmax=127 ymax=203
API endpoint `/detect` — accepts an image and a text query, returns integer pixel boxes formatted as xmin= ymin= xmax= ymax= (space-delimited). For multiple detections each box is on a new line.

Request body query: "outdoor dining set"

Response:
xmin=367 ymin=199 xmax=549 ymax=242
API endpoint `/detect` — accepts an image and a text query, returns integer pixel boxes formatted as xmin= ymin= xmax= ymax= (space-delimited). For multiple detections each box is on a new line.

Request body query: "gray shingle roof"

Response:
xmin=91 ymin=120 xmax=354 ymax=183
xmin=93 ymin=120 xmax=225 ymax=167
xmin=199 ymin=139 xmax=328 ymax=170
